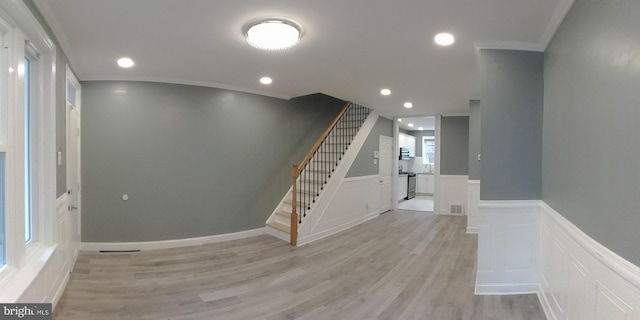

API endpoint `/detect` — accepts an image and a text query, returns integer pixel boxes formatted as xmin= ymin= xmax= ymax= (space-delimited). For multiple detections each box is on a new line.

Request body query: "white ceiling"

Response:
xmin=398 ymin=116 xmax=435 ymax=132
xmin=34 ymin=0 xmax=571 ymax=118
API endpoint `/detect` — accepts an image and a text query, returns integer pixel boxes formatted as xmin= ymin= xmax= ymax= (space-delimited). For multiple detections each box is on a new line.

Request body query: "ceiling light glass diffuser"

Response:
xmin=259 ymin=76 xmax=273 ymax=85
xmin=404 ymin=102 xmax=413 ymax=108
xmin=434 ymin=33 xmax=455 ymax=46
xmin=380 ymin=89 xmax=391 ymax=96
xmin=245 ymin=19 xmax=302 ymax=50
xmin=117 ymin=57 xmax=134 ymax=68
xmin=408 ymin=123 xmax=414 ymax=127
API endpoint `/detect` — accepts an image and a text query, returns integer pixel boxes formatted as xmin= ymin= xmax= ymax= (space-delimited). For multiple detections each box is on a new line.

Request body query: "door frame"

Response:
xmin=65 ymin=65 xmax=81 ymax=270
xmin=379 ymin=135 xmax=393 ymax=212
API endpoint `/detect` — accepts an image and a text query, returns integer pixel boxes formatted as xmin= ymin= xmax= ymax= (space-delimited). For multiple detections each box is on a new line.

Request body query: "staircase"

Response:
xmin=266 ymin=102 xmax=372 ymax=245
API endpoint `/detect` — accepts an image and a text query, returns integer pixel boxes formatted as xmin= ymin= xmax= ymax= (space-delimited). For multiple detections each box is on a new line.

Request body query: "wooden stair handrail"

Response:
xmin=290 ymin=101 xmax=352 ymax=246
xmin=293 ymin=101 xmax=352 ymax=179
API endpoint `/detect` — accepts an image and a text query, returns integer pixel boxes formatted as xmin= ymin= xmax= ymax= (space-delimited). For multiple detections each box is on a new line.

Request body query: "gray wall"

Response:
xmin=479 ymin=50 xmax=543 ymax=200
xmin=24 ymin=0 xmax=70 ymax=197
xmin=81 ymin=81 xmax=344 ymax=242
xmin=440 ymin=116 xmax=469 ymax=175
xmin=542 ymin=0 xmax=640 ymax=265
xmin=346 ymin=116 xmax=393 ymax=177
xmin=468 ymin=100 xmax=481 ymax=180
xmin=408 ymin=130 xmax=435 ymax=157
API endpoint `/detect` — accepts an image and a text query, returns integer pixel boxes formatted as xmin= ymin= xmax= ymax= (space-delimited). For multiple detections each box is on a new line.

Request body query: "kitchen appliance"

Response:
xmin=399 ymin=147 xmax=410 ymax=160
xmin=406 ymin=172 xmax=416 ymax=200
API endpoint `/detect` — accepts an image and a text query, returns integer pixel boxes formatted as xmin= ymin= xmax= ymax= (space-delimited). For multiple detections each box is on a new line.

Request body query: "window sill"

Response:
xmin=0 ymin=244 xmax=57 ymax=302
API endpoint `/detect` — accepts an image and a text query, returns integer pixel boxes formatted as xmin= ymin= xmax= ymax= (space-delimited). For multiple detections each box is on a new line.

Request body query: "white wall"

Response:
xmin=436 ymin=175 xmax=468 ymax=215
xmin=476 ymin=200 xmax=539 ymax=294
xmin=466 ymin=180 xmax=480 ymax=233
xmin=297 ymin=175 xmax=383 ymax=245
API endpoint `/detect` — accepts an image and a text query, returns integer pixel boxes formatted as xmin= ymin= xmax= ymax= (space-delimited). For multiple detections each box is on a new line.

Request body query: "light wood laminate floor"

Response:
xmin=54 ymin=210 xmax=546 ymax=320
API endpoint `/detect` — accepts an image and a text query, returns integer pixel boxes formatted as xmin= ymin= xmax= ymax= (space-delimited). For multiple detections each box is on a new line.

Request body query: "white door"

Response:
xmin=66 ymin=67 xmax=81 ymax=271
xmin=379 ymin=136 xmax=393 ymax=212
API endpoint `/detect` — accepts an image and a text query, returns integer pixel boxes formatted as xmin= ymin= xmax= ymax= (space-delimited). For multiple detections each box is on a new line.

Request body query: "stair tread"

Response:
xmin=276 ymin=210 xmax=291 ymax=218
xmin=267 ymin=221 xmax=290 ymax=233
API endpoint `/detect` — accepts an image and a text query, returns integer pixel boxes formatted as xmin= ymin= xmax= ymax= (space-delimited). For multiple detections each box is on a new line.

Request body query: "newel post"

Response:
xmin=290 ymin=164 xmax=299 ymax=246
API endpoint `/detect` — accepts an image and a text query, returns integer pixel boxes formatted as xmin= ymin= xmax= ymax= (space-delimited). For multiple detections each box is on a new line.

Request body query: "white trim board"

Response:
xmin=466 ymin=180 xmax=480 ymax=234
xmin=80 ymin=228 xmax=265 ymax=252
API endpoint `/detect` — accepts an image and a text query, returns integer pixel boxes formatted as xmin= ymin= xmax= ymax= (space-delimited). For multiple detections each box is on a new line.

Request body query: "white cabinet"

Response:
xmin=398 ymin=175 xmax=408 ymax=200
xmin=417 ymin=174 xmax=434 ymax=195
xmin=398 ymin=133 xmax=416 ymax=157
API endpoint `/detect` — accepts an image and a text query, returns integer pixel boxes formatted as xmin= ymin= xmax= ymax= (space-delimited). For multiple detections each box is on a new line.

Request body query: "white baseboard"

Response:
xmin=475 ymin=282 xmax=538 ymax=295
xmin=51 ymin=271 xmax=70 ymax=310
xmin=80 ymin=228 xmax=265 ymax=251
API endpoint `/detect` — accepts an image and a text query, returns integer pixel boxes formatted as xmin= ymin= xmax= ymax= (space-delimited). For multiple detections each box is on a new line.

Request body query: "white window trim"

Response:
xmin=0 ymin=0 xmax=57 ymax=301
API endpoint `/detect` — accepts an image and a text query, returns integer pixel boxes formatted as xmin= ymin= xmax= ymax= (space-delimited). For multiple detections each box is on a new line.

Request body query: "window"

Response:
xmin=422 ymin=136 xmax=435 ymax=165
xmin=24 ymin=55 xmax=32 ymax=243
xmin=0 ymin=1 xmax=56 ymax=289
xmin=0 ymin=28 xmax=7 ymax=269
xmin=0 ymin=152 xmax=5 ymax=267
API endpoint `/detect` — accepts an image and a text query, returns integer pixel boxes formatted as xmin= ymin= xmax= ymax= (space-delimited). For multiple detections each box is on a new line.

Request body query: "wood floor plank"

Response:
xmin=54 ymin=211 xmax=546 ymax=320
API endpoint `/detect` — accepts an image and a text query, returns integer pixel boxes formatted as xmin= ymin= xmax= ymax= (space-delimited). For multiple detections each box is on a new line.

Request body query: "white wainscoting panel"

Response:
xmin=466 ymin=180 xmax=480 ymax=233
xmin=437 ymin=175 xmax=469 ymax=215
xmin=476 ymin=200 xmax=540 ymax=295
xmin=538 ymin=202 xmax=640 ymax=320
xmin=16 ymin=194 xmax=71 ymax=308
xmin=297 ymin=175 xmax=382 ymax=245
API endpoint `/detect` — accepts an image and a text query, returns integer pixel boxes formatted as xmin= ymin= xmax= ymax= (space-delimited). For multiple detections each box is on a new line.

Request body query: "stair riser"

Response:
xmin=274 ymin=214 xmax=291 ymax=226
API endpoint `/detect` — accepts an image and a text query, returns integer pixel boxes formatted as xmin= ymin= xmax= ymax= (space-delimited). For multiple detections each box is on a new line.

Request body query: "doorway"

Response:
xmin=396 ymin=116 xmax=436 ymax=212
xmin=379 ymin=136 xmax=393 ymax=212
xmin=65 ymin=66 xmax=81 ymax=271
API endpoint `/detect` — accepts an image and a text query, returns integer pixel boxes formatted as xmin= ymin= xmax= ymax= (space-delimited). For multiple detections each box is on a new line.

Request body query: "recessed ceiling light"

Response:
xmin=418 ymin=127 xmax=424 ymax=130
xmin=244 ymin=19 xmax=302 ymax=50
xmin=117 ymin=57 xmax=134 ymax=68
xmin=398 ymin=118 xmax=402 ymax=122
xmin=404 ymin=102 xmax=413 ymax=108
xmin=408 ymin=123 xmax=414 ymax=128
xmin=434 ymin=32 xmax=455 ymax=46
xmin=259 ymin=76 xmax=273 ymax=85
xmin=380 ymin=89 xmax=391 ymax=96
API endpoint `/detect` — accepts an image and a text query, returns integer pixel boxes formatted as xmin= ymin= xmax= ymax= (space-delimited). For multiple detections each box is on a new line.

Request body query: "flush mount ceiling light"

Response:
xmin=244 ymin=19 xmax=302 ymax=50
xmin=117 ymin=57 xmax=134 ymax=68
xmin=259 ymin=76 xmax=273 ymax=85
xmin=434 ymin=32 xmax=455 ymax=46
xmin=380 ymin=88 xmax=391 ymax=96
xmin=408 ymin=123 xmax=414 ymax=128
xmin=404 ymin=102 xmax=413 ymax=108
